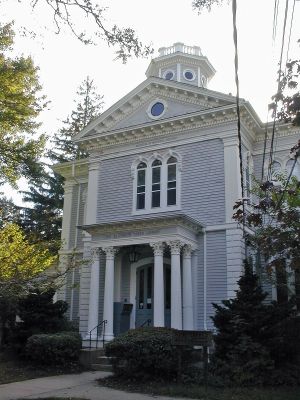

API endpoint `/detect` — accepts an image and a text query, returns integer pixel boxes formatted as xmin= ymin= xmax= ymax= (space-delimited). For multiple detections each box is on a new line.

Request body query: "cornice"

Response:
xmin=80 ymin=214 xmax=203 ymax=236
xmin=80 ymin=106 xmax=239 ymax=152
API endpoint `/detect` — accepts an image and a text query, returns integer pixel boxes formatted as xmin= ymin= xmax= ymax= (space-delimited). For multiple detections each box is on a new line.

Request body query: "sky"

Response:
xmin=1 ymin=0 xmax=300 ymax=205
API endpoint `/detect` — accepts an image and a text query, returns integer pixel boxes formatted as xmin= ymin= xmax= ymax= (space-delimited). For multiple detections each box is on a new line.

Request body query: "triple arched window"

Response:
xmin=133 ymin=153 xmax=181 ymax=214
xmin=271 ymin=159 xmax=300 ymax=180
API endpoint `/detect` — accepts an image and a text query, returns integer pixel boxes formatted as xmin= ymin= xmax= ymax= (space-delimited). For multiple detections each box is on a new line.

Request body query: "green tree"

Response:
xmin=21 ymin=77 xmax=104 ymax=243
xmin=0 ymin=22 xmax=46 ymax=187
xmin=0 ymin=223 xmax=57 ymax=299
xmin=211 ymin=260 xmax=300 ymax=386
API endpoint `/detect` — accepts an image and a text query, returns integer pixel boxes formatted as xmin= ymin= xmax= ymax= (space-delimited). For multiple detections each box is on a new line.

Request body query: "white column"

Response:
xmin=150 ymin=242 xmax=165 ymax=327
xmin=168 ymin=240 xmax=183 ymax=330
xmin=223 ymin=138 xmax=242 ymax=223
xmin=87 ymin=248 xmax=100 ymax=338
xmin=103 ymin=246 xmax=118 ymax=341
xmin=61 ymin=181 xmax=75 ymax=249
xmin=85 ymin=161 xmax=100 ymax=225
xmin=182 ymin=245 xmax=194 ymax=330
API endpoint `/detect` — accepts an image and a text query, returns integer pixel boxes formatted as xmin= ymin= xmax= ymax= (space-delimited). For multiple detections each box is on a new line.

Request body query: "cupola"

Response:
xmin=145 ymin=42 xmax=216 ymax=88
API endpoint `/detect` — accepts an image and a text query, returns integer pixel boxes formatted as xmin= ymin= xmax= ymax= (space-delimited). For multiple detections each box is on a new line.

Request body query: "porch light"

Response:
xmin=128 ymin=246 xmax=140 ymax=263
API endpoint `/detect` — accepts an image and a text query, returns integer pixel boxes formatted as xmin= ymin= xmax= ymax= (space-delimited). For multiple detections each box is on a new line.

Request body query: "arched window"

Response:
xmin=151 ymin=160 xmax=162 ymax=208
xmin=137 ymin=162 xmax=147 ymax=210
xmin=271 ymin=161 xmax=281 ymax=178
xmin=286 ymin=159 xmax=300 ymax=179
xmin=167 ymin=157 xmax=177 ymax=206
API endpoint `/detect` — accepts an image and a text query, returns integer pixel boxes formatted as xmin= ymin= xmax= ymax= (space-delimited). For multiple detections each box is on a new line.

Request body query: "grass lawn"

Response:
xmin=98 ymin=376 xmax=300 ymax=400
xmin=0 ymin=351 xmax=84 ymax=385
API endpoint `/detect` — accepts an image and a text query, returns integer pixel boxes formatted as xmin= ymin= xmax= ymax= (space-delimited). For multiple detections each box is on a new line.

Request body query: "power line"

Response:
xmin=232 ymin=0 xmax=245 ymax=234
xmin=267 ymin=0 xmax=290 ymax=182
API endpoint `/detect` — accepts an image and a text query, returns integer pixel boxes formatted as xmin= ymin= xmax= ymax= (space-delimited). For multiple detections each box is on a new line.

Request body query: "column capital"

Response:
xmin=91 ymin=247 xmax=101 ymax=259
xmin=182 ymin=244 xmax=193 ymax=259
xmin=167 ymin=240 xmax=184 ymax=255
xmin=150 ymin=242 xmax=165 ymax=256
xmin=102 ymin=246 xmax=119 ymax=260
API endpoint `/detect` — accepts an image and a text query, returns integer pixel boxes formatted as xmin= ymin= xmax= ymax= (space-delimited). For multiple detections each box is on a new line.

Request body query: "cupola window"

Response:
xmin=164 ymin=70 xmax=174 ymax=80
xmin=183 ymin=69 xmax=195 ymax=81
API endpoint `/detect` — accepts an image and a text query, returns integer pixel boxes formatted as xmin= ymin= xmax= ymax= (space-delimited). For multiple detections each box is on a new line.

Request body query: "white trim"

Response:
xmin=197 ymin=67 xmax=201 ymax=87
xmin=146 ymin=99 xmax=168 ymax=120
xmin=132 ymin=150 xmax=182 ymax=215
xmin=177 ymin=63 xmax=181 ymax=82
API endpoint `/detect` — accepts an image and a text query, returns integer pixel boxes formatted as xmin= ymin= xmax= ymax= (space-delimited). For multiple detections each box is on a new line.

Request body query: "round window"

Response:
xmin=184 ymin=70 xmax=195 ymax=81
xmin=151 ymin=102 xmax=165 ymax=117
xmin=164 ymin=70 xmax=174 ymax=80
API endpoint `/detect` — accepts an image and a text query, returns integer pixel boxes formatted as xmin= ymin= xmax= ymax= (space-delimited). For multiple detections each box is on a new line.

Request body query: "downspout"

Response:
xmin=203 ymin=228 xmax=207 ymax=330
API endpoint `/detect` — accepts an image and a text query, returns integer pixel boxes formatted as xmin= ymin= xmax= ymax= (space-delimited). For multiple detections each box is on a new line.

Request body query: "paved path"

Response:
xmin=0 ymin=371 xmax=186 ymax=400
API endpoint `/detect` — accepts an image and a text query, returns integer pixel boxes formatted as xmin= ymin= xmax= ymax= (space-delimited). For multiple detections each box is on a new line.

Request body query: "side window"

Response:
xmin=286 ymin=159 xmax=300 ymax=179
xmin=137 ymin=162 xmax=147 ymax=210
xmin=151 ymin=160 xmax=162 ymax=208
xmin=167 ymin=157 xmax=177 ymax=206
xmin=271 ymin=161 xmax=281 ymax=179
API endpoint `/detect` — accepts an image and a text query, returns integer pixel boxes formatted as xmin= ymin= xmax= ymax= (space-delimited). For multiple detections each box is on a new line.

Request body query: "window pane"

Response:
xmin=287 ymin=159 xmax=300 ymax=179
xmin=139 ymin=269 xmax=144 ymax=309
xmin=152 ymin=167 xmax=161 ymax=183
xmin=167 ymin=189 xmax=176 ymax=206
xmin=152 ymin=191 xmax=160 ymax=207
xmin=137 ymin=162 xmax=147 ymax=169
xmin=168 ymin=181 xmax=176 ymax=189
xmin=272 ymin=161 xmax=281 ymax=175
xmin=152 ymin=183 xmax=160 ymax=191
xmin=167 ymin=156 xmax=177 ymax=164
xmin=137 ymin=169 xmax=145 ymax=186
xmin=137 ymin=193 xmax=145 ymax=209
xmin=147 ymin=267 xmax=152 ymax=309
xmin=137 ymin=185 xmax=145 ymax=193
xmin=168 ymin=164 xmax=176 ymax=181
xmin=152 ymin=159 xmax=162 ymax=167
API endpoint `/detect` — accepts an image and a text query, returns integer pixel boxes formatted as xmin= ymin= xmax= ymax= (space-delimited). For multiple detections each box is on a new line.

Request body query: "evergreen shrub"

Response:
xmin=105 ymin=327 xmax=191 ymax=381
xmin=25 ymin=332 xmax=82 ymax=365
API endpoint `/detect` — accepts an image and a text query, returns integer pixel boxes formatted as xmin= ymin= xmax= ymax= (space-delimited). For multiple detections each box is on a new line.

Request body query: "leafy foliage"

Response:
xmin=0 ymin=223 xmax=57 ymax=299
xmin=0 ymin=22 xmax=46 ymax=187
xmin=25 ymin=331 xmax=82 ymax=365
xmin=105 ymin=327 xmax=192 ymax=381
xmin=192 ymin=0 xmax=227 ymax=12
xmin=270 ymin=55 xmax=300 ymax=126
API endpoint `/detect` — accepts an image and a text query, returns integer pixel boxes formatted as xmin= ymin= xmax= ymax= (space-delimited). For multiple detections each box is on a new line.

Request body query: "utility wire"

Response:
xmin=272 ymin=0 xmax=279 ymax=43
xmin=286 ymin=0 xmax=296 ymax=65
xmin=232 ymin=0 xmax=245 ymax=233
xmin=267 ymin=0 xmax=290 ymax=182
xmin=275 ymin=151 xmax=299 ymax=210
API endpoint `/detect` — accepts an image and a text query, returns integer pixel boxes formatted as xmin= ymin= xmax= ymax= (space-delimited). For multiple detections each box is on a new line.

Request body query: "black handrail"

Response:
xmin=140 ymin=318 xmax=151 ymax=327
xmin=89 ymin=319 xmax=107 ymax=349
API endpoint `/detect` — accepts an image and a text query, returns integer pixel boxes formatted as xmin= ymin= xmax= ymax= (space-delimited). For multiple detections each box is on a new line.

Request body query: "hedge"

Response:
xmin=105 ymin=327 xmax=193 ymax=380
xmin=25 ymin=332 xmax=82 ymax=365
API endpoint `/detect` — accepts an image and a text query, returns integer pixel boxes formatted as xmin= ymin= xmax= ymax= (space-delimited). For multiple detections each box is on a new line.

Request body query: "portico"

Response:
xmin=82 ymin=214 xmax=201 ymax=341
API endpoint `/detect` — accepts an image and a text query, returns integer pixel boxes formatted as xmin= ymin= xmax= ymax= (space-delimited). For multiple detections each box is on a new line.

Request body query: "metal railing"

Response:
xmin=140 ymin=318 xmax=152 ymax=327
xmin=89 ymin=319 xmax=107 ymax=349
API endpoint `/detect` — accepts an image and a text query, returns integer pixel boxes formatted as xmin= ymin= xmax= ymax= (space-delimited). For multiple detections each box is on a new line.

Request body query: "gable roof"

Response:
xmin=74 ymin=76 xmax=241 ymax=143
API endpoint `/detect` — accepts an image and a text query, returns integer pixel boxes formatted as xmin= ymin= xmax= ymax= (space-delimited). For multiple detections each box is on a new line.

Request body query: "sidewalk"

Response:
xmin=0 ymin=371 xmax=186 ymax=400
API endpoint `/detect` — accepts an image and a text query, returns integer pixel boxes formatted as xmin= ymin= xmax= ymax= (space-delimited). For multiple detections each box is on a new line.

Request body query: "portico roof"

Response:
xmin=79 ymin=213 xmax=203 ymax=249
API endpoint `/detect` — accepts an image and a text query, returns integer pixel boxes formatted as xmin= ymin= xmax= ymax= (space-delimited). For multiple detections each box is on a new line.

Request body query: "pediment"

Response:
xmin=74 ymin=77 xmax=237 ymax=142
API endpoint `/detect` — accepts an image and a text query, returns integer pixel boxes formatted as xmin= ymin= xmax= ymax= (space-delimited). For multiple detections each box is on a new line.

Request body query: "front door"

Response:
xmin=135 ymin=264 xmax=171 ymax=328
xmin=136 ymin=265 xmax=153 ymax=327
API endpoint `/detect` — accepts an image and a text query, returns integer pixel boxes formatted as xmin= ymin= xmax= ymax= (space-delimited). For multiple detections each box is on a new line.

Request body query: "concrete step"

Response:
xmin=79 ymin=348 xmax=106 ymax=367
xmin=96 ymin=356 xmax=113 ymax=365
xmin=91 ymin=363 xmax=113 ymax=372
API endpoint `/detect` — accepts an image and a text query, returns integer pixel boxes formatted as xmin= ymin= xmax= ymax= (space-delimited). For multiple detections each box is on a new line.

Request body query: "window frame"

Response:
xmin=132 ymin=151 xmax=181 ymax=215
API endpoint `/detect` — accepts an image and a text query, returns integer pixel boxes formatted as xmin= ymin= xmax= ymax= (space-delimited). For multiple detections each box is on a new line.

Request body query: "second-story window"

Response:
xmin=152 ymin=160 xmax=162 ymax=208
xmin=167 ymin=156 xmax=177 ymax=206
xmin=137 ymin=162 xmax=147 ymax=210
